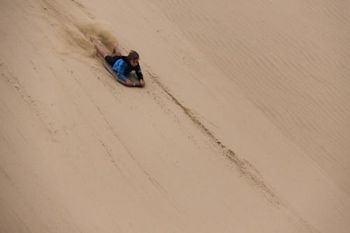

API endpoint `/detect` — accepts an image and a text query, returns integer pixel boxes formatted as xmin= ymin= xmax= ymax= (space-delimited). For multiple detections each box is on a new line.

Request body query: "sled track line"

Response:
xmin=147 ymin=71 xmax=280 ymax=205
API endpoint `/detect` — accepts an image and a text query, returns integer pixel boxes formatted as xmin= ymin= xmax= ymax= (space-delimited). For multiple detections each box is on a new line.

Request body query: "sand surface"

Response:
xmin=1 ymin=0 xmax=349 ymax=232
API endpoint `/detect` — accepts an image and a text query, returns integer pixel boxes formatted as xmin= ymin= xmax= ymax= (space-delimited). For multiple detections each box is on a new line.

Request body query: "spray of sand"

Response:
xmin=63 ymin=22 xmax=119 ymax=57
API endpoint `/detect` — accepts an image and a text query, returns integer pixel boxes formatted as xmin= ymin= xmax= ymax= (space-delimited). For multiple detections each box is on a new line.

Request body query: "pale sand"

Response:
xmin=0 ymin=0 xmax=349 ymax=232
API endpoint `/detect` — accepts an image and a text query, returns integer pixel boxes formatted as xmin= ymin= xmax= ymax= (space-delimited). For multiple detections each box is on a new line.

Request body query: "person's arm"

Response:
xmin=135 ymin=64 xmax=144 ymax=81
xmin=135 ymin=65 xmax=145 ymax=87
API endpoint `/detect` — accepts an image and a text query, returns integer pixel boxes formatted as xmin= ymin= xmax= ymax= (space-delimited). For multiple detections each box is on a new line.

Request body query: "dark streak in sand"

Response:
xmin=147 ymin=71 xmax=280 ymax=205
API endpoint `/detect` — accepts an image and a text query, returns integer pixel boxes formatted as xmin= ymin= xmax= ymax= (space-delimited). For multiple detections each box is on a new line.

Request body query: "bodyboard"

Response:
xmin=103 ymin=61 xmax=144 ymax=88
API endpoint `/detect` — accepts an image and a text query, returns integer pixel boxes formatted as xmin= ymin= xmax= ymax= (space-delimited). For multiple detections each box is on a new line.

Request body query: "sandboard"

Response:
xmin=103 ymin=61 xmax=144 ymax=88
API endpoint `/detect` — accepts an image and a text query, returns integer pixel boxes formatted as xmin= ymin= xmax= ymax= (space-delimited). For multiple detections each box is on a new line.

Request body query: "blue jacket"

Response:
xmin=112 ymin=57 xmax=143 ymax=81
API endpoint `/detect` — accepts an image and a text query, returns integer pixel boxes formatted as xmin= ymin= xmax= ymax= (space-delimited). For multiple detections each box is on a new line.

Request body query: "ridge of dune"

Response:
xmin=1 ymin=0 xmax=349 ymax=233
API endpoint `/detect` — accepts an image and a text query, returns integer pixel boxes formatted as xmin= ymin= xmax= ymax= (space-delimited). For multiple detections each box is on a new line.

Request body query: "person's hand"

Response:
xmin=125 ymin=79 xmax=133 ymax=86
xmin=139 ymin=79 xmax=145 ymax=87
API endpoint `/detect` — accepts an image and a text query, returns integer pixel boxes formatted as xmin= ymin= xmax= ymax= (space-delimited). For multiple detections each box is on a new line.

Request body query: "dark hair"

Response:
xmin=127 ymin=50 xmax=139 ymax=60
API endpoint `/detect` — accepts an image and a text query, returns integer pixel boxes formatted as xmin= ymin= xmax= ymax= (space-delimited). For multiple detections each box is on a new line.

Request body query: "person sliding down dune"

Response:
xmin=92 ymin=38 xmax=145 ymax=87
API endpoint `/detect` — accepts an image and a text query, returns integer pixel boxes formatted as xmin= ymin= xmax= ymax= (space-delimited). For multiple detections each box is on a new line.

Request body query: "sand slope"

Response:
xmin=0 ymin=0 xmax=349 ymax=233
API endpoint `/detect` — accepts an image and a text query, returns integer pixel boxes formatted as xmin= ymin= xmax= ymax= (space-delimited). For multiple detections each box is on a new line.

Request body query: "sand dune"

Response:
xmin=0 ymin=0 xmax=349 ymax=232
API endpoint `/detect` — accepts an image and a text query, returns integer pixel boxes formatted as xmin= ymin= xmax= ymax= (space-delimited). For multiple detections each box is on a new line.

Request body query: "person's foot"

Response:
xmin=90 ymin=36 xmax=103 ymax=47
xmin=139 ymin=79 xmax=145 ymax=87
xmin=112 ymin=47 xmax=121 ymax=56
xmin=89 ymin=35 xmax=97 ymax=43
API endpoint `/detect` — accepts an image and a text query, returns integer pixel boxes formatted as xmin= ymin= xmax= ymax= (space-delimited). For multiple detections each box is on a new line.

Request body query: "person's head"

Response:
xmin=127 ymin=50 xmax=140 ymax=67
